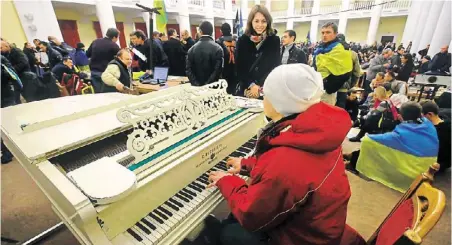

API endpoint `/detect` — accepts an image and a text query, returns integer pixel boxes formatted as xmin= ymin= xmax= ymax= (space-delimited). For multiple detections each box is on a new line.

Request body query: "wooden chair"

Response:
xmin=341 ymin=163 xmax=446 ymax=245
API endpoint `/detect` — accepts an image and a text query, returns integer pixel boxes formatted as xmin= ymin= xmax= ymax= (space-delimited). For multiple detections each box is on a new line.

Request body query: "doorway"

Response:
xmin=57 ymin=20 xmax=81 ymax=48
xmin=380 ymin=36 xmax=394 ymax=46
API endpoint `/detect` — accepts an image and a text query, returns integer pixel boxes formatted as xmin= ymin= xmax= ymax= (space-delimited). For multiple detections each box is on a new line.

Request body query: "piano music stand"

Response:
xmin=135 ymin=3 xmax=162 ymax=71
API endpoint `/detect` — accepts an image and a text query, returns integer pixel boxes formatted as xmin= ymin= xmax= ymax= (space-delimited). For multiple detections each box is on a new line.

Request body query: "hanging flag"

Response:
xmin=239 ymin=8 xmax=243 ymax=36
xmin=154 ymin=0 xmax=168 ymax=33
xmin=233 ymin=10 xmax=239 ymax=34
xmin=306 ymin=31 xmax=311 ymax=46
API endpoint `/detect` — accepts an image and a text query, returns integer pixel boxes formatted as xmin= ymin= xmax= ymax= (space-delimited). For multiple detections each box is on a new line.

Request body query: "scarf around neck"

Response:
xmin=250 ymin=32 xmax=267 ymax=50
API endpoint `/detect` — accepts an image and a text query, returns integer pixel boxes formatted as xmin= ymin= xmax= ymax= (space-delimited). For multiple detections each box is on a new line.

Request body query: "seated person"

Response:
xmin=384 ymin=71 xmax=407 ymax=95
xmin=370 ymin=72 xmax=385 ymax=89
xmin=353 ymin=102 xmax=439 ymax=192
xmin=101 ymin=49 xmax=135 ymax=94
xmin=421 ymin=101 xmax=451 ymax=173
xmin=207 ymin=64 xmax=352 ymax=245
xmin=349 ymin=86 xmax=398 ymax=142
xmin=51 ymin=56 xmax=76 ymax=82
xmin=345 ymin=90 xmax=360 ymax=121
xmin=383 ymin=83 xmax=409 ymax=110
xmin=418 ymin=55 xmax=431 ymax=74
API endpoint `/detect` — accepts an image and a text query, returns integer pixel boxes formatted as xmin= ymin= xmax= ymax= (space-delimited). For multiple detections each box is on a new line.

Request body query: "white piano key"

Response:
xmin=172 ymin=195 xmax=197 ymax=210
xmin=142 ymin=217 xmax=165 ymax=241
xmin=110 ymin=150 xmax=130 ymax=163
xmin=112 ymin=233 xmax=139 ymax=245
xmin=161 ymin=204 xmax=184 ymax=221
xmin=147 ymin=213 xmax=172 ymax=233
xmin=153 ymin=210 xmax=176 ymax=230
xmin=125 ymin=228 xmax=145 ymax=244
xmin=130 ymin=226 xmax=155 ymax=245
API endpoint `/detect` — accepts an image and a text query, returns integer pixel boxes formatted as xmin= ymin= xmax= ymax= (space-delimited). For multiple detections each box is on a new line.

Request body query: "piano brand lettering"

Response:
xmin=197 ymin=144 xmax=227 ymax=168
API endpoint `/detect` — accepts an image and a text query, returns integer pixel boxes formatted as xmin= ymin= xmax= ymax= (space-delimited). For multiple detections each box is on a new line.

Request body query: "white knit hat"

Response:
xmin=263 ymin=64 xmax=324 ymax=116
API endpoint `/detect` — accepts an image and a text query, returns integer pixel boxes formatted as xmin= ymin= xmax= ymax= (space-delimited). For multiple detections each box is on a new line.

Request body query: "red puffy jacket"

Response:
xmin=216 ymin=102 xmax=352 ymax=245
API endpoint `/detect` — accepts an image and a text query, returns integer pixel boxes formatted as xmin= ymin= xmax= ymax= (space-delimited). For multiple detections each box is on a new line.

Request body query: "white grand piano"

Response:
xmin=1 ymin=81 xmax=265 ymax=245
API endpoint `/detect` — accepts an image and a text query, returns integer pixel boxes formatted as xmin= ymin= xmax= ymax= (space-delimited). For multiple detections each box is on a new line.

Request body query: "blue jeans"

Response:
xmin=90 ymin=71 xmax=103 ymax=93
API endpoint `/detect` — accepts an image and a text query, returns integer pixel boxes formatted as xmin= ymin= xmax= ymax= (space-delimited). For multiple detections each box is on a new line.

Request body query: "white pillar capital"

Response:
xmin=366 ymin=0 xmax=383 ymax=45
xmin=427 ymin=1 xmax=451 ymax=57
xmin=338 ymin=0 xmax=350 ymax=34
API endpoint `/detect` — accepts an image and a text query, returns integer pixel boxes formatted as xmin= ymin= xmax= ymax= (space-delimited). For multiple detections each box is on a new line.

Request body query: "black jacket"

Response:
xmin=418 ymin=61 xmax=430 ymax=74
xmin=429 ymin=52 xmax=451 ymax=73
xmin=86 ymin=37 xmax=120 ymax=72
xmin=50 ymin=41 xmax=73 ymax=56
xmin=418 ymin=48 xmax=429 ymax=59
xmin=51 ymin=63 xmax=76 ymax=82
xmin=186 ymin=36 xmax=223 ymax=86
xmin=102 ymin=58 xmax=131 ymax=93
xmin=23 ymin=48 xmax=37 ymax=73
xmin=280 ymin=44 xmax=307 ymax=64
xmin=1 ymin=55 xmax=17 ymax=107
xmin=395 ymin=62 xmax=414 ymax=82
xmin=134 ymin=39 xmax=168 ymax=71
xmin=216 ymin=35 xmax=237 ymax=94
xmin=46 ymin=47 xmax=63 ymax=70
xmin=236 ymin=34 xmax=280 ymax=91
xmin=3 ymin=47 xmax=30 ymax=76
xmin=183 ymin=37 xmax=195 ymax=52
xmin=163 ymin=38 xmax=187 ymax=76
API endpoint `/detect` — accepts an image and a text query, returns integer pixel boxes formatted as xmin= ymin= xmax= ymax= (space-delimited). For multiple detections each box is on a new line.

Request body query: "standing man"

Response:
xmin=280 ymin=30 xmax=307 ymax=65
xmin=181 ymin=30 xmax=195 ymax=52
xmin=86 ymin=28 xmax=121 ymax=93
xmin=313 ymin=22 xmax=352 ymax=106
xmin=391 ymin=46 xmax=404 ymax=69
xmin=216 ymin=23 xmax=237 ymax=94
xmin=130 ymin=30 xmax=168 ymax=72
xmin=186 ymin=21 xmax=223 ymax=86
xmin=152 ymin=31 xmax=163 ymax=49
xmin=163 ymin=28 xmax=187 ymax=76
xmin=336 ymin=34 xmax=361 ymax=109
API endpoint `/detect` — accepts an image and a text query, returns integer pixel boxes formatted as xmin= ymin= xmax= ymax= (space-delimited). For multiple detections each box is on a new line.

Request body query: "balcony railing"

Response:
xmin=271 ymin=10 xmax=288 ymax=18
xmin=213 ymin=0 xmax=225 ymax=9
xmin=319 ymin=5 xmax=341 ymax=14
xmin=383 ymin=0 xmax=411 ymax=10
xmin=188 ymin=0 xmax=204 ymax=7
xmin=349 ymin=0 xmax=375 ymax=11
xmin=294 ymin=7 xmax=312 ymax=16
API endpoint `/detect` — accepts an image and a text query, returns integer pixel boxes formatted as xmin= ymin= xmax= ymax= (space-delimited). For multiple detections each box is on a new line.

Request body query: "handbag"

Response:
xmin=235 ymin=51 xmax=264 ymax=96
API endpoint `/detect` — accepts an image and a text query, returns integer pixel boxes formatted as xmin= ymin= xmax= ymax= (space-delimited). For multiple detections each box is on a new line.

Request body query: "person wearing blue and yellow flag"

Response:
xmin=313 ymin=22 xmax=353 ymax=106
xmin=355 ymin=102 xmax=439 ymax=192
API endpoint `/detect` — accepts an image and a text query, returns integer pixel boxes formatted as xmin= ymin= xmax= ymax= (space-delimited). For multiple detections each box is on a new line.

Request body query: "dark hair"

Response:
xmin=131 ymin=30 xmax=147 ymax=40
xmin=377 ymin=72 xmax=385 ymax=78
xmin=245 ymin=5 xmax=274 ymax=36
xmin=221 ymin=23 xmax=232 ymax=36
xmin=386 ymin=71 xmax=396 ymax=79
xmin=106 ymin=28 xmax=120 ymax=39
xmin=167 ymin=28 xmax=176 ymax=37
xmin=402 ymin=53 xmax=413 ymax=65
xmin=421 ymin=101 xmax=439 ymax=115
xmin=321 ymin=22 xmax=338 ymax=33
xmin=76 ymin=42 xmax=85 ymax=49
xmin=39 ymin=41 xmax=48 ymax=47
xmin=397 ymin=46 xmax=404 ymax=51
xmin=62 ymin=56 xmax=72 ymax=62
xmin=152 ymin=31 xmax=160 ymax=38
xmin=401 ymin=102 xmax=422 ymax=121
xmin=199 ymin=21 xmax=214 ymax=36
xmin=284 ymin=30 xmax=296 ymax=41
xmin=23 ymin=42 xmax=28 ymax=49
xmin=159 ymin=33 xmax=166 ymax=38
xmin=383 ymin=82 xmax=393 ymax=93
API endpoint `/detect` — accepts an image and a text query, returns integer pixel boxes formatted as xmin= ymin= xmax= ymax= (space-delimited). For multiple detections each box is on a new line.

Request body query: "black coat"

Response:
xmin=429 ymin=52 xmax=451 ymax=73
xmin=395 ymin=62 xmax=414 ymax=82
xmin=418 ymin=61 xmax=430 ymax=74
xmin=23 ymin=48 xmax=37 ymax=73
xmin=3 ymin=47 xmax=30 ymax=76
xmin=236 ymin=34 xmax=280 ymax=91
xmin=51 ymin=63 xmax=76 ymax=82
xmin=216 ymin=35 xmax=237 ymax=94
xmin=183 ymin=37 xmax=195 ymax=52
xmin=134 ymin=39 xmax=169 ymax=71
xmin=1 ymin=55 xmax=17 ymax=107
xmin=163 ymin=38 xmax=187 ymax=76
xmin=86 ymin=37 xmax=120 ymax=72
xmin=281 ymin=45 xmax=307 ymax=64
xmin=186 ymin=36 xmax=223 ymax=86
xmin=46 ymin=47 xmax=63 ymax=70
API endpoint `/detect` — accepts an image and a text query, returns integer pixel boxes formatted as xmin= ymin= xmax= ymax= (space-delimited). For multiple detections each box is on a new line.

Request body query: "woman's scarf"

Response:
xmin=250 ymin=32 xmax=267 ymax=51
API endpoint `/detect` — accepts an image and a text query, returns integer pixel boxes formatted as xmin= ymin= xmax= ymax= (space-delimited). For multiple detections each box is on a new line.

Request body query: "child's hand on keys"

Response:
xmin=226 ymin=157 xmax=242 ymax=174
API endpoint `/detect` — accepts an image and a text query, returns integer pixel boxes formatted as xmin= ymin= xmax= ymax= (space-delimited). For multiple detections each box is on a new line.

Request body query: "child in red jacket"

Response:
xmin=208 ymin=64 xmax=352 ymax=245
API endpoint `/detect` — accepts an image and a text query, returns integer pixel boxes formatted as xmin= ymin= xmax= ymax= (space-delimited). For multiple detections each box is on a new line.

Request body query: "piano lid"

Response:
xmin=1 ymin=85 xmax=190 ymax=161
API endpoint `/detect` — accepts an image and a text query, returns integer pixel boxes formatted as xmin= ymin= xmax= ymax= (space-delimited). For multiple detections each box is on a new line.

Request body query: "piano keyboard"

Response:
xmin=113 ymin=136 xmax=257 ymax=245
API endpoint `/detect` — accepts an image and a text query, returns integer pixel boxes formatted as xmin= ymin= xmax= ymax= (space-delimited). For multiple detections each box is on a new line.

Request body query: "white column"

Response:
xmin=205 ymin=0 xmax=215 ymax=39
xmin=95 ymin=0 xmax=117 ymax=38
xmin=310 ymin=0 xmax=321 ymax=43
xmin=427 ymin=1 xmax=451 ymax=57
xmin=416 ymin=1 xmax=443 ymax=57
xmin=139 ymin=0 xmax=155 ymax=36
xmin=265 ymin=0 xmax=271 ymax=11
xmin=286 ymin=0 xmax=295 ymax=30
xmin=338 ymin=0 xmax=350 ymax=34
xmin=410 ymin=1 xmax=432 ymax=54
xmin=241 ymin=0 xmax=249 ymax=24
xmin=178 ymin=0 xmax=191 ymax=36
xmin=366 ymin=0 xmax=382 ymax=45
xmin=401 ymin=0 xmax=422 ymax=46
xmin=225 ymin=0 xmax=234 ymax=31
xmin=13 ymin=0 xmax=63 ymax=42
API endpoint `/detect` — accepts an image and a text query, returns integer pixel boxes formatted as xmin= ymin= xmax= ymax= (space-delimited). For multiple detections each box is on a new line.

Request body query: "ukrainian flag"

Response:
xmin=356 ymin=118 xmax=439 ymax=192
xmin=154 ymin=0 xmax=167 ymax=33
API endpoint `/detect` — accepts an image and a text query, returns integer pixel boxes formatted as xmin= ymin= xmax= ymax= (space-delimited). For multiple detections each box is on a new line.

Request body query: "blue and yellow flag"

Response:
xmin=356 ymin=118 xmax=439 ymax=192
xmin=154 ymin=0 xmax=167 ymax=33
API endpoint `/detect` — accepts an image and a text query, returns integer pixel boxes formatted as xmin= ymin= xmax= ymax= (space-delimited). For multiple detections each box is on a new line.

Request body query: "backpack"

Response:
xmin=61 ymin=73 xmax=84 ymax=95
xmin=223 ymin=40 xmax=236 ymax=64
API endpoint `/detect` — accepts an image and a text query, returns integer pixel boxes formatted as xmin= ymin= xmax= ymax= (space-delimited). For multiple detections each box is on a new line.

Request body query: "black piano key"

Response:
xmin=165 ymin=201 xmax=180 ymax=211
xmin=136 ymin=222 xmax=151 ymax=234
xmin=188 ymin=184 xmax=203 ymax=192
xmin=198 ymin=177 xmax=210 ymax=185
xmin=154 ymin=210 xmax=168 ymax=220
xmin=238 ymin=146 xmax=252 ymax=153
xmin=149 ymin=212 xmax=164 ymax=224
xmin=179 ymin=190 xmax=194 ymax=200
xmin=216 ymin=164 xmax=227 ymax=171
xmin=175 ymin=193 xmax=190 ymax=203
xmin=169 ymin=198 xmax=184 ymax=208
xmin=141 ymin=218 xmax=157 ymax=230
xmin=127 ymin=228 xmax=143 ymax=242
xmin=183 ymin=188 xmax=197 ymax=197
xmin=243 ymin=142 xmax=255 ymax=149
xmin=199 ymin=175 xmax=209 ymax=182
xmin=192 ymin=182 xmax=205 ymax=189
xmin=158 ymin=206 xmax=173 ymax=217
xmin=230 ymin=152 xmax=246 ymax=158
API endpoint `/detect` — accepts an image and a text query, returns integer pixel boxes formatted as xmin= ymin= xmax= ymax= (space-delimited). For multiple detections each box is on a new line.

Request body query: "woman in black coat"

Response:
xmin=395 ymin=53 xmax=414 ymax=82
xmin=236 ymin=5 xmax=280 ymax=98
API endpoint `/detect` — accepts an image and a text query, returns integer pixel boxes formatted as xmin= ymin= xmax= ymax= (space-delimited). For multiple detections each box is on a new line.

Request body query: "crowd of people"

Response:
xmin=1 ymin=3 xmax=451 ymax=245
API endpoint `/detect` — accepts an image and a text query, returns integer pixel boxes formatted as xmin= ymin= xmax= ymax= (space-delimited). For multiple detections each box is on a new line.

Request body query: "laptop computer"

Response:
xmin=140 ymin=67 xmax=169 ymax=85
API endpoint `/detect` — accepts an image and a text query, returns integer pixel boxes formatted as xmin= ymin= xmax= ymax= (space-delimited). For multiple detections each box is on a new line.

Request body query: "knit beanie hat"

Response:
xmin=263 ymin=64 xmax=324 ymax=116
